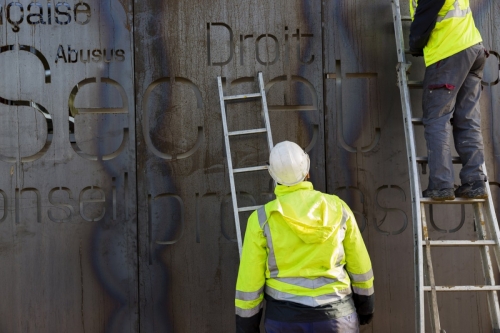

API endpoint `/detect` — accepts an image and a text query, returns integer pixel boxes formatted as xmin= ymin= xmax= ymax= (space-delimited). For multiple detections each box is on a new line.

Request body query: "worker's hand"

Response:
xmin=358 ymin=313 xmax=373 ymax=325
xmin=409 ymin=48 xmax=424 ymax=57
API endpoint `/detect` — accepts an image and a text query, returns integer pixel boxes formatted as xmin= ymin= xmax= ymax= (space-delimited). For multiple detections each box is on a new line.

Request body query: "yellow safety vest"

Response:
xmin=235 ymin=182 xmax=374 ymax=317
xmin=410 ymin=0 xmax=482 ymax=66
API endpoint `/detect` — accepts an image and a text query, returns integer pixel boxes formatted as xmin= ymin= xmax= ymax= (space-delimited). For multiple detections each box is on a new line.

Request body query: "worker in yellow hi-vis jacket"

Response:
xmin=235 ymin=141 xmax=374 ymax=333
xmin=409 ymin=0 xmax=488 ymax=201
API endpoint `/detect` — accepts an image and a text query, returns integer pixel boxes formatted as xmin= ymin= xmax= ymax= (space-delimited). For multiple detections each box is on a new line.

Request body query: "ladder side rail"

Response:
xmin=258 ymin=72 xmax=274 ymax=151
xmin=473 ymin=202 xmax=500 ymax=329
xmin=392 ymin=1 xmax=425 ymax=331
xmin=396 ymin=63 xmax=422 ymax=216
xmin=421 ymin=203 xmax=442 ymax=333
xmin=392 ymin=0 xmax=407 ymax=64
xmin=217 ymin=76 xmax=244 ymax=256
xmin=423 ymin=286 xmax=500 ymax=292
xmin=482 ymin=163 xmax=500 ymax=272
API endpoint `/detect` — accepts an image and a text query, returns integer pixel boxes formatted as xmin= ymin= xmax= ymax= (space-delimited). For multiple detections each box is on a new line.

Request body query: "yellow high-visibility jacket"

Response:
xmin=235 ymin=181 xmax=374 ymax=318
xmin=410 ymin=0 xmax=482 ymax=66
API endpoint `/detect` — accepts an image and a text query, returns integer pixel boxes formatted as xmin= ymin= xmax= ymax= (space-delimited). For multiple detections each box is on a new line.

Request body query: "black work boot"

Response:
xmin=455 ymin=180 xmax=487 ymax=199
xmin=422 ymin=188 xmax=455 ymax=201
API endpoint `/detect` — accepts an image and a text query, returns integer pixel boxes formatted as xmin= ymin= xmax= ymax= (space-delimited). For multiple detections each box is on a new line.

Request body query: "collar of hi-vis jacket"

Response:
xmin=274 ymin=181 xmax=313 ymax=197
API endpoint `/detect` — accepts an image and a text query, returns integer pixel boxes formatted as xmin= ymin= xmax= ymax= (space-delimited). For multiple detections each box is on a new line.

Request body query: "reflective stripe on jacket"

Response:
xmin=235 ymin=181 xmax=374 ymax=317
xmin=410 ymin=0 xmax=482 ymax=66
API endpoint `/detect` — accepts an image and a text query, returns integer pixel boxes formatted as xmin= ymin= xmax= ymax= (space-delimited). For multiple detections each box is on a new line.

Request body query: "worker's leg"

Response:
xmin=452 ymin=44 xmax=486 ymax=185
xmin=422 ymin=48 xmax=470 ymax=190
xmin=422 ymin=66 xmax=458 ymax=190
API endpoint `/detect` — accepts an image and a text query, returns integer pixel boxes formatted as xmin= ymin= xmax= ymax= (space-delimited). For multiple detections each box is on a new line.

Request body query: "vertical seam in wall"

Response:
xmin=320 ymin=0 xmax=328 ymax=192
xmin=131 ymin=0 xmax=141 ymax=331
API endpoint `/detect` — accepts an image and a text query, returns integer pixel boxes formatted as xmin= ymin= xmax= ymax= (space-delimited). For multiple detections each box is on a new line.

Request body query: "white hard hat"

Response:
xmin=268 ymin=141 xmax=310 ymax=186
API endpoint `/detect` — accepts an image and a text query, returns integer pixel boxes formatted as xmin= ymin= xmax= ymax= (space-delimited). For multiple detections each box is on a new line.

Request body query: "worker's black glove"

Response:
xmin=359 ymin=313 xmax=374 ymax=325
xmin=409 ymin=48 xmax=424 ymax=57
xmin=236 ymin=309 xmax=262 ymax=333
xmin=352 ymin=292 xmax=374 ymax=325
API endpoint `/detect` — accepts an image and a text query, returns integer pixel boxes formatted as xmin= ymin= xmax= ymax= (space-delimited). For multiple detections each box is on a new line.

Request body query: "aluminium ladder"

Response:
xmin=392 ymin=1 xmax=500 ymax=332
xmin=217 ymin=72 xmax=274 ymax=257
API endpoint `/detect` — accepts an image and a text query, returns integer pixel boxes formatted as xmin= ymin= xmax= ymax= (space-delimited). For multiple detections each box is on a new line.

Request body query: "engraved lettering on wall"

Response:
xmin=0 ymin=44 xmax=52 ymax=163
xmin=55 ymin=44 xmax=125 ymax=64
xmin=374 ymin=185 xmax=408 ymax=235
xmin=266 ymin=75 xmax=319 ymax=152
xmin=142 ymin=77 xmax=204 ymax=160
xmin=68 ymin=77 xmax=129 ymax=161
xmin=207 ymin=22 xmax=314 ymax=67
xmin=0 ymin=1 xmax=91 ymax=32
xmin=147 ymin=193 xmax=184 ymax=264
xmin=482 ymin=50 xmax=500 ymax=86
xmin=334 ymin=186 xmax=367 ymax=232
xmin=0 ymin=173 xmax=129 ymax=224
xmin=326 ymin=60 xmax=381 ymax=153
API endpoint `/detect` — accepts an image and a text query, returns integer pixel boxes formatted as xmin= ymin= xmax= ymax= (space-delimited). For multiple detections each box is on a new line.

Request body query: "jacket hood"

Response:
xmin=267 ymin=182 xmax=343 ymax=244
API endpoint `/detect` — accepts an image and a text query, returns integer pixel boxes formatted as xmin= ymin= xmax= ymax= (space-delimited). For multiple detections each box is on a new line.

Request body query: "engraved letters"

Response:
xmin=0 ymin=1 xmax=91 ymax=32
xmin=0 ymin=45 xmax=52 ymax=163
xmin=0 ymin=173 xmax=129 ymax=224
xmin=55 ymin=45 xmax=126 ymax=64
xmin=206 ymin=22 xmax=315 ymax=66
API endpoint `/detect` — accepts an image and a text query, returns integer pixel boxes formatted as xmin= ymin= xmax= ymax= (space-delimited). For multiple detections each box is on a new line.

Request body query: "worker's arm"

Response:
xmin=409 ymin=0 xmax=445 ymax=56
xmin=235 ymin=211 xmax=268 ymax=333
xmin=341 ymin=203 xmax=375 ymax=325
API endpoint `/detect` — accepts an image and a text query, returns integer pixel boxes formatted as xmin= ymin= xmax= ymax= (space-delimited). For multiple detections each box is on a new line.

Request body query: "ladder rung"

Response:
xmin=408 ymin=80 xmax=423 ymax=88
xmin=401 ymin=16 xmax=412 ymax=21
xmin=224 ymin=93 xmax=261 ymax=101
xmin=233 ymin=165 xmax=268 ymax=173
xmin=420 ymin=197 xmax=486 ymax=204
xmin=424 ymin=240 xmax=496 ymax=247
xmin=237 ymin=205 xmax=263 ymax=212
xmin=424 ymin=286 xmax=500 ymax=292
xmin=416 ymin=156 xmax=461 ymax=164
xmin=411 ymin=117 xmax=423 ymax=125
xmin=228 ymin=128 xmax=267 ymax=136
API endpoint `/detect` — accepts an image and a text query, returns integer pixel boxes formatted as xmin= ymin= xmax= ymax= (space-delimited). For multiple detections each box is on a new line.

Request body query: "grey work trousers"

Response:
xmin=422 ymin=43 xmax=486 ymax=190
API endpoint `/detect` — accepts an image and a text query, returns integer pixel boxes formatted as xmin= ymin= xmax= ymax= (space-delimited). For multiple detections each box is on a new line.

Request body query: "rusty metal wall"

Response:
xmin=0 ymin=1 xmax=138 ymax=332
xmin=1 ymin=0 xmax=500 ymax=332
xmin=324 ymin=0 xmax=500 ymax=332
xmin=134 ymin=0 xmax=325 ymax=331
